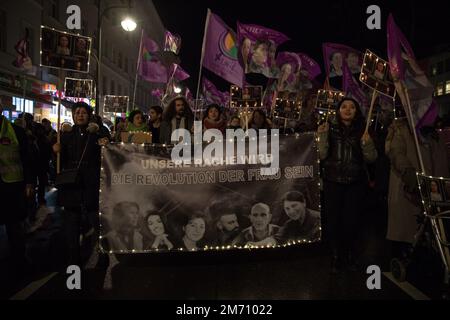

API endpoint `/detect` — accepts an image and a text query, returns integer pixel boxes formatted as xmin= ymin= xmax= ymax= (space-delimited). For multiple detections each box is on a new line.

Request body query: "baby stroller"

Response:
xmin=390 ymin=173 xmax=450 ymax=299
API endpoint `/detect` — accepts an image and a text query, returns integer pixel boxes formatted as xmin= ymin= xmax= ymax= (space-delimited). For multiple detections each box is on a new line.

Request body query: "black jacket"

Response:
xmin=57 ymin=125 xmax=109 ymax=210
xmin=322 ymin=123 xmax=369 ymax=184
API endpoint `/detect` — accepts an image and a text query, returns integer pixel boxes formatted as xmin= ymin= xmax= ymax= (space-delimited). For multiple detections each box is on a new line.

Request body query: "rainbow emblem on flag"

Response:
xmin=219 ymin=31 xmax=238 ymax=60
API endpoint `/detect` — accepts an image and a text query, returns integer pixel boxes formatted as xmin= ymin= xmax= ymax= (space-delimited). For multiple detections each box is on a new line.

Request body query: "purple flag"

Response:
xmin=387 ymin=14 xmax=436 ymax=130
xmin=274 ymin=52 xmax=302 ymax=91
xmin=322 ymin=43 xmax=362 ymax=82
xmin=169 ymin=64 xmax=190 ymax=81
xmin=202 ymin=77 xmax=230 ymax=107
xmin=164 ymin=30 xmax=181 ymax=55
xmin=237 ymin=22 xmax=289 ymax=78
xmin=387 ymin=14 xmax=415 ymax=81
xmin=203 ymin=11 xmax=244 ymax=87
xmin=297 ymin=53 xmax=321 ymax=80
xmin=138 ymin=33 xmax=168 ymax=83
xmin=342 ymin=62 xmax=369 ymax=114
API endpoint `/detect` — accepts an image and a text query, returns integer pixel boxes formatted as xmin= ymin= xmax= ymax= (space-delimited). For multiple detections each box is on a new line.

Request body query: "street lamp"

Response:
xmin=121 ymin=18 xmax=137 ymax=32
xmin=95 ymin=0 xmax=137 ymax=116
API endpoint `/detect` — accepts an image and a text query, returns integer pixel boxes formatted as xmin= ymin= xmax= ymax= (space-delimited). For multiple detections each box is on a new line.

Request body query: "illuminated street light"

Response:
xmin=121 ymin=17 xmax=137 ymax=32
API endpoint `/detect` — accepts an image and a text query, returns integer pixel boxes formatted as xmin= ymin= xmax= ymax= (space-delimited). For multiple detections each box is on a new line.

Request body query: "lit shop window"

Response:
xmin=436 ymin=83 xmax=444 ymax=96
xmin=446 ymin=81 xmax=450 ymax=94
xmin=13 ymin=97 xmax=34 ymax=113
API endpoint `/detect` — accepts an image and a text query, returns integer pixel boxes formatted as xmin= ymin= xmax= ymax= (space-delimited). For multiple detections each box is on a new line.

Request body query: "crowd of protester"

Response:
xmin=1 ymin=93 xmax=450 ymax=279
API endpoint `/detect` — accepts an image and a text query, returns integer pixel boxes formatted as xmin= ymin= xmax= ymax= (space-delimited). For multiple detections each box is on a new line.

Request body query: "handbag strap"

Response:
xmin=75 ymin=133 xmax=90 ymax=170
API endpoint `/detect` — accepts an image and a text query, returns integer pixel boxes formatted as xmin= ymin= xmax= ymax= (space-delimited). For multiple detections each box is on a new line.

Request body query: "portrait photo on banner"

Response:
xmin=40 ymin=26 xmax=91 ymax=73
xmin=417 ymin=174 xmax=450 ymax=215
xmin=359 ymin=50 xmax=396 ymax=98
xmin=64 ymin=78 xmax=94 ymax=98
xmin=103 ymin=95 xmax=129 ymax=113
xmin=99 ymin=135 xmax=321 ymax=253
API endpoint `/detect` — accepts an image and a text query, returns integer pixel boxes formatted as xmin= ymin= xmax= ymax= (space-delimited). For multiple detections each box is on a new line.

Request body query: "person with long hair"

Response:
xmin=317 ymin=98 xmax=377 ymax=274
xmin=160 ymin=96 xmax=194 ymax=144
xmin=142 ymin=211 xmax=174 ymax=250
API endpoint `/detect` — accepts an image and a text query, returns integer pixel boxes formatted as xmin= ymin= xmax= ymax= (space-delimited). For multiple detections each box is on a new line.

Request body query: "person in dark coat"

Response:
xmin=0 ymin=112 xmax=34 ymax=272
xmin=53 ymin=102 xmax=110 ymax=265
xmin=317 ymin=98 xmax=378 ymax=274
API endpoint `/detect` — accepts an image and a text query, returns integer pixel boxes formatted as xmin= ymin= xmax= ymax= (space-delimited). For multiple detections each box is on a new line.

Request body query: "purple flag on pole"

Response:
xmin=138 ymin=34 xmax=168 ymax=83
xmin=203 ymin=12 xmax=244 ymax=87
xmin=164 ymin=30 xmax=181 ymax=55
xmin=237 ymin=22 xmax=289 ymax=78
xmin=169 ymin=64 xmax=190 ymax=81
xmin=202 ymin=77 xmax=230 ymax=107
xmin=387 ymin=14 xmax=437 ymax=130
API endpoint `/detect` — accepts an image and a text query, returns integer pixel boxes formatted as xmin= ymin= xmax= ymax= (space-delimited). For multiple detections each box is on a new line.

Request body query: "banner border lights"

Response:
xmin=40 ymin=25 xmax=92 ymax=74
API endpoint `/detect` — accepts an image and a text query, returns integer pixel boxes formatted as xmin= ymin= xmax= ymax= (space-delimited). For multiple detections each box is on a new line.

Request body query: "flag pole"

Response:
xmin=195 ymin=9 xmax=212 ymax=113
xmin=56 ymin=69 xmax=64 ymax=174
xmin=364 ymin=90 xmax=378 ymax=134
xmin=132 ymin=28 xmax=144 ymax=113
xmin=402 ymin=82 xmax=426 ymax=174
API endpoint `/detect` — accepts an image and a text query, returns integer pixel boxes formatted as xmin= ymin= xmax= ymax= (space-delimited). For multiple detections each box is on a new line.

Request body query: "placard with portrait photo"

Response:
xmin=64 ymin=78 xmax=94 ymax=98
xmin=315 ymin=89 xmax=345 ymax=110
xmin=230 ymin=85 xmax=263 ymax=108
xmin=359 ymin=49 xmax=396 ymax=98
xmin=103 ymin=95 xmax=129 ymax=113
xmin=40 ymin=26 xmax=92 ymax=73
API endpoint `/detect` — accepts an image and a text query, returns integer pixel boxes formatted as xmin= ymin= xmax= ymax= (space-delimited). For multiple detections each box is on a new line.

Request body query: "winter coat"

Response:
xmin=318 ymin=122 xmax=378 ymax=184
xmin=57 ymin=124 xmax=109 ymax=211
xmin=386 ymin=118 xmax=450 ymax=243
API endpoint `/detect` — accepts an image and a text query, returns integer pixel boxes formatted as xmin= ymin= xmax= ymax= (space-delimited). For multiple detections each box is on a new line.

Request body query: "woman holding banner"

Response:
xmin=53 ymin=102 xmax=110 ymax=265
xmin=317 ymin=98 xmax=377 ymax=274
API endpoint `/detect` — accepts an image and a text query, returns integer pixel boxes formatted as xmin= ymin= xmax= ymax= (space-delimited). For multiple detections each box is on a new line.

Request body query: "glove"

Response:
xmin=402 ymin=167 xmax=418 ymax=193
xmin=87 ymin=122 xmax=99 ymax=133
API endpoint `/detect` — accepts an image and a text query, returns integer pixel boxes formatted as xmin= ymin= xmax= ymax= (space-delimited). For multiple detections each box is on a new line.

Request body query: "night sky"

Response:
xmin=153 ymin=0 xmax=449 ymax=92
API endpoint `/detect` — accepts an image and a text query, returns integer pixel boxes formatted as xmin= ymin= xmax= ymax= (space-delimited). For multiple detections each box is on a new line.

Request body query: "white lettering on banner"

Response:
xmin=366 ymin=5 xmax=381 ymax=30
xmin=284 ymin=166 xmax=314 ymax=179
xmin=66 ymin=5 xmax=81 ymax=30
xmin=171 ymin=121 xmax=280 ymax=176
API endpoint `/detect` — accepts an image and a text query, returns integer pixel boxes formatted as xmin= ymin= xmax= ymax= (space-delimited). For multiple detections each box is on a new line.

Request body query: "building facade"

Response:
xmin=422 ymin=46 xmax=450 ymax=117
xmin=0 ymin=0 xmax=166 ymax=126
